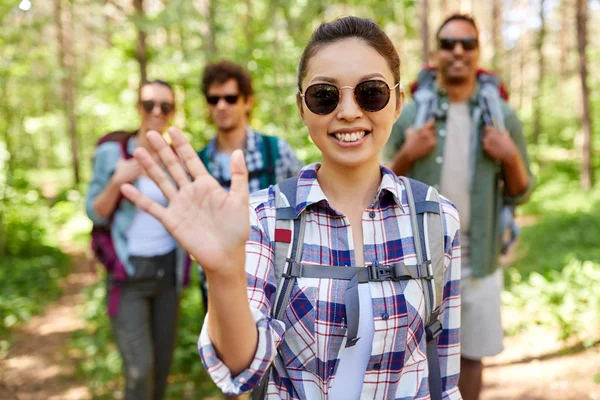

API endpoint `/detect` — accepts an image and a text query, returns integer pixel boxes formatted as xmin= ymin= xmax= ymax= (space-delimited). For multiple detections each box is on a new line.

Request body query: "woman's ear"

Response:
xmin=394 ymin=88 xmax=405 ymax=120
xmin=296 ymin=92 xmax=306 ymax=121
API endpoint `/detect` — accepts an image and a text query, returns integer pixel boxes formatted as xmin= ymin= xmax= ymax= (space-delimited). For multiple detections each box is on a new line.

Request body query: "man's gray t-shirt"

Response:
xmin=439 ymin=102 xmax=472 ymax=276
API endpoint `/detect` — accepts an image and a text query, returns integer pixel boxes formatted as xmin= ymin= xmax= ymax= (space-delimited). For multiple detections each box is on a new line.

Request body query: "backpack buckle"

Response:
xmin=368 ymin=264 xmax=394 ymax=281
xmin=282 ymin=259 xmax=302 ymax=278
xmin=425 ymin=319 xmax=443 ymax=341
xmin=424 ymin=261 xmax=434 ymax=280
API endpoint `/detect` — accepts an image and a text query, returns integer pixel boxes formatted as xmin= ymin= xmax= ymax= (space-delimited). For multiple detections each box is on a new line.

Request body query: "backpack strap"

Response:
xmin=400 ymin=176 xmax=444 ymax=400
xmin=259 ymin=134 xmax=279 ymax=189
xmin=413 ymin=69 xmax=439 ymax=129
xmin=272 ymin=177 xmax=304 ymax=319
xmin=477 ymin=76 xmax=521 ymax=253
xmin=252 ymin=176 xmax=302 ymax=400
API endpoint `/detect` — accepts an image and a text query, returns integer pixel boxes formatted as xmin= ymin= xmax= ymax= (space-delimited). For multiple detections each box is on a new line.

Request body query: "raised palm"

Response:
xmin=120 ymin=128 xmax=250 ymax=275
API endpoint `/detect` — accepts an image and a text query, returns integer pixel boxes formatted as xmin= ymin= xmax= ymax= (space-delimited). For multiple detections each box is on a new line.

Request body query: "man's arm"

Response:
xmin=482 ymin=108 xmax=534 ymax=202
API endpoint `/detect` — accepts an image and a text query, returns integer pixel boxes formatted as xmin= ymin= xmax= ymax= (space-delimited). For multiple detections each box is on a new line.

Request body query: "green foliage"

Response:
xmin=503 ymin=155 xmax=600 ymax=342
xmin=0 ymin=182 xmax=73 ymax=350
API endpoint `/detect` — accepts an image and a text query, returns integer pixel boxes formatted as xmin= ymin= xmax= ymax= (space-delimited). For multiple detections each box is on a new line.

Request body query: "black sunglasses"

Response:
xmin=300 ymin=80 xmax=401 ymax=115
xmin=140 ymin=100 xmax=175 ymax=115
xmin=438 ymin=37 xmax=479 ymax=51
xmin=206 ymin=94 xmax=240 ymax=105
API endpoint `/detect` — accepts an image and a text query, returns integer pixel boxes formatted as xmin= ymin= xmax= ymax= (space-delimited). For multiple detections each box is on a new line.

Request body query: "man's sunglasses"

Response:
xmin=438 ymin=38 xmax=479 ymax=51
xmin=206 ymin=94 xmax=240 ymax=105
xmin=300 ymin=79 xmax=401 ymax=115
xmin=140 ymin=100 xmax=175 ymax=115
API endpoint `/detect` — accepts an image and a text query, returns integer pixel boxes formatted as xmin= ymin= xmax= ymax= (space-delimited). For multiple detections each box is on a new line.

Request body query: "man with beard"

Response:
xmin=384 ymin=14 xmax=534 ymax=400
xmin=197 ymin=60 xmax=302 ymax=194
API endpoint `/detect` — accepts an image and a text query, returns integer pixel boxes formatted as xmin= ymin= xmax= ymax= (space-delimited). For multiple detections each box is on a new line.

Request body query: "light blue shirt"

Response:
xmin=85 ymin=135 xmax=187 ymax=285
xmin=214 ymin=152 xmax=232 ymax=191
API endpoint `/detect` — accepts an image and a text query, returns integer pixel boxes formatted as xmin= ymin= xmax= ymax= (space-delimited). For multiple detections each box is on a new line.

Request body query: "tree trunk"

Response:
xmin=440 ymin=0 xmax=448 ymax=15
xmin=532 ymin=0 xmax=545 ymax=144
xmin=245 ymin=0 xmax=253 ymax=60
xmin=133 ymin=0 xmax=148 ymax=84
xmin=557 ymin=0 xmax=569 ymax=106
xmin=491 ymin=0 xmax=503 ymax=73
xmin=420 ymin=0 xmax=429 ymax=66
xmin=576 ymin=0 xmax=593 ymax=189
xmin=54 ymin=0 xmax=80 ymax=185
xmin=195 ymin=0 xmax=218 ymax=60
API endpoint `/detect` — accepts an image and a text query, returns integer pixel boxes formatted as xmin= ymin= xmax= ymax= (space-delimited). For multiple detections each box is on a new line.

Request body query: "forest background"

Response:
xmin=0 ymin=0 xmax=599 ymax=398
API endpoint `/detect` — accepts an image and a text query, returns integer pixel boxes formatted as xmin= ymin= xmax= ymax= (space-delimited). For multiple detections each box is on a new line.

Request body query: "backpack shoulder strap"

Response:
xmin=413 ymin=69 xmax=439 ymax=129
xmin=400 ymin=176 xmax=444 ymax=400
xmin=478 ymin=75 xmax=506 ymax=131
xmin=252 ymin=176 xmax=303 ymax=400
xmin=197 ymin=147 xmax=210 ymax=172
xmin=259 ymin=133 xmax=279 ymax=188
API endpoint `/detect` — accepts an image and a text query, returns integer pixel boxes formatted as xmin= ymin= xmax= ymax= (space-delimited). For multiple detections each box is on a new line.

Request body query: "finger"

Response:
xmin=121 ymin=183 xmax=167 ymax=223
xmin=146 ymin=130 xmax=192 ymax=189
xmin=132 ymin=147 xmax=178 ymax=201
xmin=167 ymin=127 xmax=209 ymax=179
xmin=229 ymin=149 xmax=249 ymax=199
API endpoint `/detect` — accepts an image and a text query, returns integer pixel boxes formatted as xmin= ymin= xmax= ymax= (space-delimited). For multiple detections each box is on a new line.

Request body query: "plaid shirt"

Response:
xmin=199 ymin=127 xmax=303 ymax=193
xmin=199 ymin=164 xmax=462 ymax=399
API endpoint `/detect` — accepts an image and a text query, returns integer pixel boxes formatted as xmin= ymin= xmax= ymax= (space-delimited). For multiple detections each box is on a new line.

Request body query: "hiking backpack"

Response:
xmin=412 ymin=68 xmax=519 ymax=254
xmin=89 ymin=131 xmax=135 ymax=317
xmin=251 ymin=176 xmax=446 ymax=400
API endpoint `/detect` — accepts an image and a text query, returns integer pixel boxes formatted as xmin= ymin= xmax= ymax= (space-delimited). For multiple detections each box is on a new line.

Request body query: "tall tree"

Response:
xmin=194 ymin=0 xmax=218 ymax=59
xmin=133 ymin=0 xmax=148 ymax=84
xmin=532 ymin=0 xmax=546 ymax=143
xmin=491 ymin=0 xmax=503 ymax=73
xmin=576 ymin=0 xmax=593 ymax=189
xmin=54 ymin=0 xmax=80 ymax=185
xmin=557 ymin=0 xmax=570 ymax=106
xmin=420 ymin=0 xmax=429 ymax=65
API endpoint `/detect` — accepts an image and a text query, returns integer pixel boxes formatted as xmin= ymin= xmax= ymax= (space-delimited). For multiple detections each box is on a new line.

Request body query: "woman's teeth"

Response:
xmin=334 ymin=131 xmax=366 ymax=142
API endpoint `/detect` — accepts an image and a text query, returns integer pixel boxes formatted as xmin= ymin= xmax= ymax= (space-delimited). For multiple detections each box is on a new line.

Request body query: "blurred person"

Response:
xmin=120 ymin=16 xmax=462 ymax=400
xmin=385 ymin=14 xmax=534 ymax=400
xmin=86 ymin=80 xmax=190 ymax=400
xmin=196 ymin=60 xmax=302 ymax=309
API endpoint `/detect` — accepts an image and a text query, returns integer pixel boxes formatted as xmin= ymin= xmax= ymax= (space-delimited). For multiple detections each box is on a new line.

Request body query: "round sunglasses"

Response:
xmin=300 ymin=79 xmax=401 ymax=115
xmin=140 ymin=100 xmax=175 ymax=115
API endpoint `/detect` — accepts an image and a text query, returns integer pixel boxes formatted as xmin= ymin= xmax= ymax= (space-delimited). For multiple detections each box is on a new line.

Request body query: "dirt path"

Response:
xmin=0 ymin=242 xmax=598 ymax=400
xmin=0 ymin=249 xmax=97 ymax=400
xmin=482 ymin=326 xmax=600 ymax=400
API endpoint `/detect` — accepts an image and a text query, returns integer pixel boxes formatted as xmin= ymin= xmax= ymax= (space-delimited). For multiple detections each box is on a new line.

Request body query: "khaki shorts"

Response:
xmin=460 ymin=269 xmax=504 ymax=360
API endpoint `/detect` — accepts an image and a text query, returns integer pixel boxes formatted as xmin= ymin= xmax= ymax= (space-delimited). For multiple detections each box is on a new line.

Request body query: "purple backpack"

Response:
xmin=90 ymin=131 xmax=134 ymax=317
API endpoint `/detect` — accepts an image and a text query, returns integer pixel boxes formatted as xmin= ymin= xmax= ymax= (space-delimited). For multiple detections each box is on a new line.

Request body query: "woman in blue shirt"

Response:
xmin=85 ymin=80 xmax=189 ymax=400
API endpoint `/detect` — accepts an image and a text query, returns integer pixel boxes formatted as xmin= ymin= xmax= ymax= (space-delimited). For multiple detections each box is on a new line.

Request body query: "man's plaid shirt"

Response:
xmin=199 ymin=127 xmax=303 ymax=193
xmin=199 ymin=164 xmax=462 ymax=399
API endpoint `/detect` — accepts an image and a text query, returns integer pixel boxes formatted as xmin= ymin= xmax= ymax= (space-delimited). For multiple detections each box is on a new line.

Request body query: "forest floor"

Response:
xmin=0 ymin=244 xmax=599 ymax=400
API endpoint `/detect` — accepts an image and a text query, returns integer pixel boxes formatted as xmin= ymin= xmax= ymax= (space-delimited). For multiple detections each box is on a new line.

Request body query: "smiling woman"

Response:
xmin=85 ymin=79 xmax=191 ymax=400
xmin=119 ymin=16 xmax=462 ymax=400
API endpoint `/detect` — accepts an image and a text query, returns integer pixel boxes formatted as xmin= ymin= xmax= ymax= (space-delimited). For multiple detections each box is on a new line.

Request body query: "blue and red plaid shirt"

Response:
xmin=199 ymin=164 xmax=462 ymax=399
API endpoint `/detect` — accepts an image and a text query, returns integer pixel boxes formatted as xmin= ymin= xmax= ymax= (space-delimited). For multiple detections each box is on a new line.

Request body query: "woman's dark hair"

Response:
xmin=138 ymin=79 xmax=175 ymax=103
xmin=201 ymin=60 xmax=254 ymax=99
xmin=436 ymin=14 xmax=479 ymax=39
xmin=297 ymin=16 xmax=401 ymax=97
